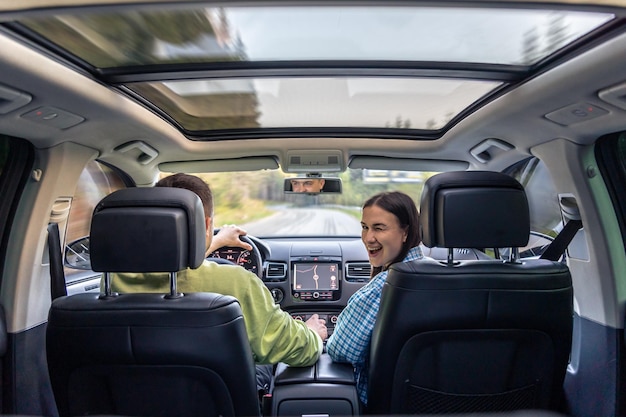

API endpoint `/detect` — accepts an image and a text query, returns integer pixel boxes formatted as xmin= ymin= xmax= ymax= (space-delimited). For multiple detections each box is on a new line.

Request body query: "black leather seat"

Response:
xmin=46 ymin=187 xmax=259 ymax=417
xmin=368 ymin=171 xmax=573 ymax=415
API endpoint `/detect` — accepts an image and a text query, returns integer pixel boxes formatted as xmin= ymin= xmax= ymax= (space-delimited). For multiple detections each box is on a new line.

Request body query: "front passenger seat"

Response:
xmin=46 ymin=187 xmax=260 ymax=417
xmin=367 ymin=171 xmax=573 ymax=415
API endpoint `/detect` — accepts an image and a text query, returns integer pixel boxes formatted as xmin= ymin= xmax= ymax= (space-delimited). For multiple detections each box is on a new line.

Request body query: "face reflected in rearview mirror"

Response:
xmin=284 ymin=177 xmax=342 ymax=194
xmin=291 ymin=178 xmax=325 ymax=193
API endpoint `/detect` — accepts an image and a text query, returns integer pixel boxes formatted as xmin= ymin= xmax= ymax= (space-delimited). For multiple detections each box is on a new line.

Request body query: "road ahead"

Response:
xmin=241 ymin=207 xmax=361 ymax=236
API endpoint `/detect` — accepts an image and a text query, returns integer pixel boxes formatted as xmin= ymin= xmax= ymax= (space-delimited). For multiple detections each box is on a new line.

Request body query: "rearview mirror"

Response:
xmin=284 ymin=177 xmax=342 ymax=194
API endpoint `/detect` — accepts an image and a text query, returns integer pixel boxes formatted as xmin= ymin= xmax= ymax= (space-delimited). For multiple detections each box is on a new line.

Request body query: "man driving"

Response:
xmin=109 ymin=173 xmax=328 ymax=394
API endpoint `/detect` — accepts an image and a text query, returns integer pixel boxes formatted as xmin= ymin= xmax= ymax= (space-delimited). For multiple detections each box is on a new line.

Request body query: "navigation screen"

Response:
xmin=293 ymin=263 xmax=339 ymax=291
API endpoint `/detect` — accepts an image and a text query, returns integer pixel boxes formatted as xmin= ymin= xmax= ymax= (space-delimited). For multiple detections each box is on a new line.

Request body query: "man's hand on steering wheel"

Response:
xmin=206 ymin=225 xmax=263 ymax=279
xmin=206 ymin=224 xmax=253 ymax=257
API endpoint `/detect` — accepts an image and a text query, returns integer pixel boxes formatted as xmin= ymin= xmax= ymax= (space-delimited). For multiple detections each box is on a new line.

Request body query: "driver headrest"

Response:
xmin=420 ymin=171 xmax=530 ymax=249
xmin=90 ymin=187 xmax=206 ymax=273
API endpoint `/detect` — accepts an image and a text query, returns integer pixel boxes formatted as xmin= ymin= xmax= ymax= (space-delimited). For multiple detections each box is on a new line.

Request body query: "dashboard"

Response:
xmin=209 ymin=236 xmax=372 ymax=336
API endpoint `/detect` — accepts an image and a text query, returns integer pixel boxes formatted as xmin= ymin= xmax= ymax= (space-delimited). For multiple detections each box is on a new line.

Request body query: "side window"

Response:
xmin=505 ymin=157 xmax=562 ymax=259
xmin=64 ymin=161 xmax=127 ymax=279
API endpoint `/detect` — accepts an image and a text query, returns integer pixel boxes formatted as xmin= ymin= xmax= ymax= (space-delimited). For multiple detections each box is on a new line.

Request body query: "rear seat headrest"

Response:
xmin=90 ymin=187 xmax=206 ymax=273
xmin=420 ymin=171 xmax=530 ymax=249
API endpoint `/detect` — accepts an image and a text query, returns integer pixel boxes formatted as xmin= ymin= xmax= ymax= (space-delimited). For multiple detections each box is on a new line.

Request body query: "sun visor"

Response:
xmin=349 ymin=156 xmax=468 ymax=172
xmin=160 ymin=156 xmax=279 ymax=173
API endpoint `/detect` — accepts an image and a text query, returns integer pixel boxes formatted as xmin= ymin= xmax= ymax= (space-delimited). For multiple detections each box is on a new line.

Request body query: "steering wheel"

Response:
xmin=207 ymin=231 xmax=263 ymax=279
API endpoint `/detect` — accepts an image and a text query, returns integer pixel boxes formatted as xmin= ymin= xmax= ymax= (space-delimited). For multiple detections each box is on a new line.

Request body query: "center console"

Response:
xmin=259 ymin=241 xmax=365 ymax=415
xmin=270 ymin=353 xmax=360 ymax=416
xmin=289 ymin=255 xmax=345 ymax=336
xmin=262 ymin=241 xmax=368 ymax=337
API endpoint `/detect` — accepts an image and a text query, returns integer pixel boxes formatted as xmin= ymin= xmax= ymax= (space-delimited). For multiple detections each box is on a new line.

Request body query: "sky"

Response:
xmin=224 ymin=6 xmax=613 ymax=65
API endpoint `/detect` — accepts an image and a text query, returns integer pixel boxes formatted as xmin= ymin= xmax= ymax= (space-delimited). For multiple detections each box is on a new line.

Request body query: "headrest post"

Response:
xmin=165 ymin=271 xmax=183 ymax=299
xmin=508 ymin=247 xmax=521 ymax=264
xmin=98 ymin=272 xmax=118 ymax=299
xmin=447 ymin=248 xmax=455 ymax=265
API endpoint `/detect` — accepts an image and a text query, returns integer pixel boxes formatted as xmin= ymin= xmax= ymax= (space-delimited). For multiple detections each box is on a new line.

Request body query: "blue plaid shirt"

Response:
xmin=326 ymin=246 xmax=423 ymax=406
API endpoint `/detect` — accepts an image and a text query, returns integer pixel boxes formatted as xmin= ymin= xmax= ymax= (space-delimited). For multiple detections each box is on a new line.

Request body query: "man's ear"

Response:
xmin=205 ymin=216 xmax=213 ymax=245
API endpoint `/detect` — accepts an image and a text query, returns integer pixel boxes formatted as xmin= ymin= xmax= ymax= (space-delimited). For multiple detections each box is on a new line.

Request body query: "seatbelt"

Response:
xmin=47 ymin=222 xmax=67 ymax=300
xmin=540 ymin=219 xmax=583 ymax=262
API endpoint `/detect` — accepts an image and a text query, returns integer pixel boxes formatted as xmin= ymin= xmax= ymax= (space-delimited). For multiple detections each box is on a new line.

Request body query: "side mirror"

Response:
xmin=64 ymin=236 xmax=92 ymax=270
xmin=284 ymin=177 xmax=342 ymax=194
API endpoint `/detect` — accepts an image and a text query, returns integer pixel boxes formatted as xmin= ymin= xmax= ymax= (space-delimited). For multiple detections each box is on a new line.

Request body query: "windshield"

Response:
xmin=178 ymin=169 xmax=436 ymax=238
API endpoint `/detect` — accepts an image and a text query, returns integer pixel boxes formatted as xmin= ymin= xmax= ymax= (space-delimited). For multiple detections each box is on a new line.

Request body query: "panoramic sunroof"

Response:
xmin=16 ymin=5 xmax=614 ymax=133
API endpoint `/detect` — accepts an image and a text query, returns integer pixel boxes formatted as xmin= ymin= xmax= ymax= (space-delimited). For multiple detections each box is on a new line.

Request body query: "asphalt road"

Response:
xmin=241 ymin=207 xmax=361 ymax=236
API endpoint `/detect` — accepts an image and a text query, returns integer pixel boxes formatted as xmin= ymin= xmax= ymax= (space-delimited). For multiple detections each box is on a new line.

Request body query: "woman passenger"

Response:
xmin=326 ymin=191 xmax=423 ymax=409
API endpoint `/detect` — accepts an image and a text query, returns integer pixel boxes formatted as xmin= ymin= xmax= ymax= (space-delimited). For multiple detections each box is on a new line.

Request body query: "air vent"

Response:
xmin=345 ymin=262 xmax=371 ymax=282
xmin=265 ymin=262 xmax=287 ymax=281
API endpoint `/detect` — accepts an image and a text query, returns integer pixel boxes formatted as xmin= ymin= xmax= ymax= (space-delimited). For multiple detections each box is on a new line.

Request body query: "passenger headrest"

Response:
xmin=90 ymin=187 xmax=206 ymax=273
xmin=420 ymin=171 xmax=530 ymax=249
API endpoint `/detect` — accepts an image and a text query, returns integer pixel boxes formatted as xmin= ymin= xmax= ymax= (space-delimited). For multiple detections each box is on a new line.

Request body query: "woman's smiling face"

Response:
xmin=361 ymin=204 xmax=408 ymax=269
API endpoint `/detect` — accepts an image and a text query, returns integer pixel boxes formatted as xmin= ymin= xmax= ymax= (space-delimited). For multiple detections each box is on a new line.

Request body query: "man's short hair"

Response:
xmin=156 ymin=173 xmax=213 ymax=218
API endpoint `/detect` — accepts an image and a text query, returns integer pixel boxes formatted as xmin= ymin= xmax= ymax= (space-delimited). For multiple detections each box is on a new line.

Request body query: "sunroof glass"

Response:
xmin=19 ymin=6 xmax=614 ymax=68
xmin=127 ymin=77 xmax=501 ymax=131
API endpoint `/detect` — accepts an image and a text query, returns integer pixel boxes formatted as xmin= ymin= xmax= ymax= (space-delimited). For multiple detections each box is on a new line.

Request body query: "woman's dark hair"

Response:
xmin=156 ymin=173 xmax=213 ymax=218
xmin=363 ymin=191 xmax=420 ymax=277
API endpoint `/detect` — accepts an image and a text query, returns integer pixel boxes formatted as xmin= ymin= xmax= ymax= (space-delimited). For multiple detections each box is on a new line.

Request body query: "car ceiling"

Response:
xmin=1 ymin=1 xmax=626 ymax=185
